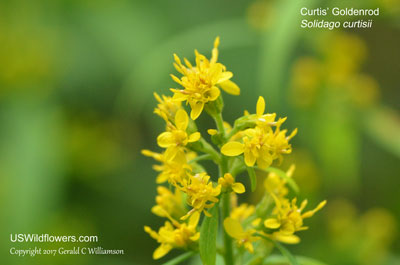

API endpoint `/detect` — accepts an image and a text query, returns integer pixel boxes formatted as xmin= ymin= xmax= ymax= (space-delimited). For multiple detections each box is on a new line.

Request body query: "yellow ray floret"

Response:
xmin=179 ymin=173 xmax=221 ymax=219
xmin=144 ymin=212 xmax=200 ymax=259
xmin=224 ymin=217 xmax=259 ymax=253
xmin=264 ymin=195 xmax=327 ymax=244
xmin=153 ymin=92 xmax=182 ymax=122
xmin=218 ymin=173 xmax=245 ymax=194
xmin=170 ymin=37 xmax=240 ymax=120
xmin=157 ymin=109 xmax=201 ymax=160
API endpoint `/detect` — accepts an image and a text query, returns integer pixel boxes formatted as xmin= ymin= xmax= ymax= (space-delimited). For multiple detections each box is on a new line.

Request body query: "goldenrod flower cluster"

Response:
xmin=143 ymin=37 xmax=326 ymax=264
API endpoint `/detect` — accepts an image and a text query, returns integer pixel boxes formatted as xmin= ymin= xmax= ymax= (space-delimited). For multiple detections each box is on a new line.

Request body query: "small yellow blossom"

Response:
xmin=264 ymin=196 xmax=326 ymax=244
xmin=141 ymin=149 xmax=191 ymax=184
xmin=153 ymin=92 xmax=182 ymax=122
xmin=230 ymin=203 xmax=255 ymax=222
xmin=224 ymin=217 xmax=259 ymax=253
xmin=151 ymin=186 xmax=186 ymax=221
xmin=221 ymin=125 xmax=297 ymax=169
xmin=264 ymin=164 xmax=295 ymax=199
xmin=170 ymin=37 xmax=240 ymax=120
xmin=157 ymin=109 xmax=201 ymax=159
xmin=218 ymin=173 xmax=245 ymax=194
xmin=251 ymin=96 xmax=277 ymax=128
xmin=179 ymin=172 xmax=221 ymax=219
xmin=144 ymin=212 xmax=200 ymax=259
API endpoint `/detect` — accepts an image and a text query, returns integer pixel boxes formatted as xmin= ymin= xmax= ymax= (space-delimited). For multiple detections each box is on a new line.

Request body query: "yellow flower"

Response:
xmin=170 ymin=37 xmax=240 ymax=120
xmin=157 ymin=109 xmax=201 ymax=159
xmin=230 ymin=203 xmax=255 ymax=222
xmin=141 ymin=149 xmax=191 ymax=184
xmin=264 ymin=164 xmax=295 ymax=199
xmin=151 ymin=186 xmax=186 ymax=221
xmin=264 ymin=196 xmax=326 ymax=244
xmin=179 ymin=172 xmax=221 ymax=219
xmin=251 ymin=96 xmax=277 ymax=128
xmin=153 ymin=92 xmax=182 ymax=122
xmin=224 ymin=217 xmax=259 ymax=253
xmin=144 ymin=212 xmax=200 ymax=259
xmin=218 ymin=173 xmax=245 ymax=194
xmin=221 ymin=124 xmax=297 ymax=169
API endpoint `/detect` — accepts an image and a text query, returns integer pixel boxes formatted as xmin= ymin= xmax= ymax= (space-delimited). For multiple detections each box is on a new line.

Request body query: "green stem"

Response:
xmin=213 ymin=112 xmax=226 ymax=138
xmin=189 ymin=154 xmax=212 ymax=164
xmin=199 ymin=138 xmax=221 ymax=164
xmin=222 ymin=192 xmax=234 ymax=265
xmin=225 ymin=125 xmax=241 ymax=140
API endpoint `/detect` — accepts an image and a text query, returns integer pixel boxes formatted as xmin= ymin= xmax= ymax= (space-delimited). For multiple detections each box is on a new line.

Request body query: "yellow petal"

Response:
xmin=151 ymin=205 xmax=167 ymax=217
xmin=218 ymin=71 xmax=233 ymax=83
xmin=153 ymin=244 xmax=173 ymax=259
xmin=188 ymin=132 xmax=201 ymax=142
xmin=190 ymin=232 xmax=200 ymax=241
xmin=232 ymin=183 xmax=245 ymax=194
xmin=157 ymin=132 xmax=174 ymax=148
xmin=256 ymin=96 xmax=265 ymax=116
xmin=209 ymin=86 xmax=221 ymax=101
xmin=219 ymin=79 xmax=240 ymax=95
xmin=256 ymin=155 xmax=272 ymax=169
xmin=244 ymin=150 xmax=256 ymax=167
xmin=273 ymin=233 xmax=300 ymax=244
xmin=244 ymin=242 xmax=254 ymax=253
xmin=190 ymin=101 xmax=204 ymax=120
xmin=221 ymin=142 xmax=245 ymax=156
xmin=170 ymin=74 xmax=183 ymax=86
xmin=144 ymin=226 xmax=158 ymax=240
xmin=223 ymin=217 xmax=244 ymax=239
xmin=189 ymin=211 xmax=200 ymax=227
xmin=264 ymin=218 xmax=281 ymax=229
xmin=302 ymin=200 xmax=327 ymax=218
xmin=171 ymin=90 xmax=187 ymax=101
xmin=175 ymin=109 xmax=188 ymax=130
xmin=207 ymin=129 xmax=218 ymax=135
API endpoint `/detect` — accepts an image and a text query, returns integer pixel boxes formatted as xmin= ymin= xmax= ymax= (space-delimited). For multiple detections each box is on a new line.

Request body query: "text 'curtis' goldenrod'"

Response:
xmin=143 ymin=37 xmax=326 ymax=264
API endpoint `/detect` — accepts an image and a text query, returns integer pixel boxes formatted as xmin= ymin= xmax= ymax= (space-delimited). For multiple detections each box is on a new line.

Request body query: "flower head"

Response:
xmin=153 ymin=92 xmax=182 ymax=122
xmin=230 ymin=203 xmax=255 ymax=222
xmin=264 ymin=164 xmax=295 ymax=199
xmin=218 ymin=173 xmax=245 ymax=194
xmin=171 ymin=37 xmax=240 ymax=120
xmin=151 ymin=186 xmax=186 ymax=221
xmin=264 ymin=196 xmax=326 ymax=244
xmin=144 ymin=212 xmax=200 ymax=259
xmin=141 ymin=149 xmax=191 ymax=184
xmin=224 ymin=217 xmax=259 ymax=253
xmin=157 ymin=109 xmax=201 ymax=160
xmin=179 ymin=172 xmax=221 ymax=219
xmin=221 ymin=123 xmax=297 ymax=169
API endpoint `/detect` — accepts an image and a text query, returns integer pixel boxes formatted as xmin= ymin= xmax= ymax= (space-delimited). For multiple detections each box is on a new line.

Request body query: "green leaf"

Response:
xmin=273 ymin=242 xmax=299 ymax=265
xmin=255 ymin=234 xmax=299 ymax=265
xmin=162 ymin=252 xmax=196 ymax=265
xmin=260 ymin=167 xmax=299 ymax=194
xmin=247 ymin=167 xmax=257 ymax=192
xmin=199 ymin=204 xmax=219 ymax=265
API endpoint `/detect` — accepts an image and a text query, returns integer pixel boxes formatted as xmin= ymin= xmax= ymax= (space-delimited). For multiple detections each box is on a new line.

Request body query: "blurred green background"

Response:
xmin=1 ymin=0 xmax=399 ymax=264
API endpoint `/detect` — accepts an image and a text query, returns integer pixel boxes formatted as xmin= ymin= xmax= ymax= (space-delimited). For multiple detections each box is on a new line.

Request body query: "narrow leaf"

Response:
xmin=273 ymin=241 xmax=299 ymax=265
xmin=256 ymin=234 xmax=299 ymax=265
xmin=162 ymin=252 xmax=196 ymax=265
xmin=199 ymin=204 xmax=219 ymax=265
xmin=247 ymin=167 xmax=257 ymax=191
